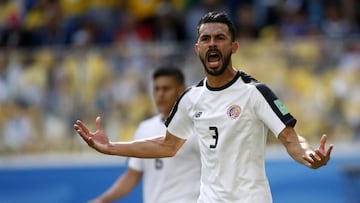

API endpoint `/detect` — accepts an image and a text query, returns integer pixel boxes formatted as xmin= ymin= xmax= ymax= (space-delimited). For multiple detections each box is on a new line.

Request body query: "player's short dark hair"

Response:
xmin=153 ymin=66 xmax=185 ymax=85
xmin=197 ymin=11 xmax=236 ymax=42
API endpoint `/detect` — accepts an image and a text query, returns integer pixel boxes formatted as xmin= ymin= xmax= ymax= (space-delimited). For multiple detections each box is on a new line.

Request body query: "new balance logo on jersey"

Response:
xmin=194 ymin=112 xmax=202 ymax=118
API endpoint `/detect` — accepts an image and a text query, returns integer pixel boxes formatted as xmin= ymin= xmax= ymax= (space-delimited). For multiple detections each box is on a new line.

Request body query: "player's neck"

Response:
xmin=161 ymin=112 xmax=170 ymax=123
xmin=206 ymin=67 xmax=237 ymax=88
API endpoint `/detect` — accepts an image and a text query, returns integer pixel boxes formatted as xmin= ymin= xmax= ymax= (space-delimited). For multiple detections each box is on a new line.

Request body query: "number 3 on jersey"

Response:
xmin=209 ymin=126 xmax=218 ymax=149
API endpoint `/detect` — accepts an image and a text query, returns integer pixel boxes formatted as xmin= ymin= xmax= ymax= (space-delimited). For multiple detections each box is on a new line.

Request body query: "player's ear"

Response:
xmin=194 ymin=43 xmax=199 ymax=55
xmin=232 ymin=41 xmax=239 ymax=53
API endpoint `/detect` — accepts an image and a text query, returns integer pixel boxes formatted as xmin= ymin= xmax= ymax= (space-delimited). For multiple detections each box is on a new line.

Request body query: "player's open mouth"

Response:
xmin=207 ymin=51 xmax=221 ymax=67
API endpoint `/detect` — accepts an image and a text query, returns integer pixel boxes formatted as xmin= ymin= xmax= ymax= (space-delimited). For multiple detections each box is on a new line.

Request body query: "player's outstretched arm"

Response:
xmin=278 ymin=126 xmax=334 ymax=169
xmin=88 ymin=168 xmax=142 ymax=203
xmin=74 ymin=116 xmax=185 ymax=158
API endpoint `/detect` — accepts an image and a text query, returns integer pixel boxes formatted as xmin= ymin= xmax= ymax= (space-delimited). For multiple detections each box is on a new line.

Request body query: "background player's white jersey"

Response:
xmin=129 ymin=114 xmax=201 ymax=203
xmin=166 ymin=71 xmax=297 ymax=203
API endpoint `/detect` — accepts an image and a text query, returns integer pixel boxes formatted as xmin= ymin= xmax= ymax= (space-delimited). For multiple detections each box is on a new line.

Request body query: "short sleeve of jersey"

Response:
xmin=165 ymin=89 xmax=194 ymax=140
xmin=253 ymin=83 xmax=297 ymax=137
xmin=128 ymin=157 xmax=142 ymax=172
xmin=127 ymin=122 xmax=147 ymax=172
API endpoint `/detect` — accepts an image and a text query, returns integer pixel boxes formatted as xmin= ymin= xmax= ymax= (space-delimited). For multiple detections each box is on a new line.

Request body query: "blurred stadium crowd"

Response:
xmin=1 ymin=0 xmax=360 ymax=46
xmin=0 ymin=0 xmax=359 ymax=154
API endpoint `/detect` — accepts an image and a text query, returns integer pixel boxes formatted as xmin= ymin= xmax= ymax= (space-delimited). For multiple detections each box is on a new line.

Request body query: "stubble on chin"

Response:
xmin=199 ymin=54 xmax=230 ymax=76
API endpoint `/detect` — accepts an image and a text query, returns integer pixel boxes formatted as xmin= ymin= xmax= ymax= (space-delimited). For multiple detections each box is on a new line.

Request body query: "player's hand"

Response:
xmin=303 ymin=134 xmax=333 ymax=169
xmin=74 ymin=116 xmax=110 ymax=154
xmin=87 ymin=199 xmax=102 ymax=203
xmin=88 ymin=198 xmax=105 ymax=203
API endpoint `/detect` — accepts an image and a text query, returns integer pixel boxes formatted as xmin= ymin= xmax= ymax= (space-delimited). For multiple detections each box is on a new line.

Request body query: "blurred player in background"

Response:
xmin=75 ymin=11 xmax=333 ymax=203
xmin=88 ymin=67 xmax=200 ymax=203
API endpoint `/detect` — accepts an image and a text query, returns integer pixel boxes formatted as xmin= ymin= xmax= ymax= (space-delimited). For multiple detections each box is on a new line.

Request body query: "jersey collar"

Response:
xmin=206 ymin=71 xmax=241 ymax=91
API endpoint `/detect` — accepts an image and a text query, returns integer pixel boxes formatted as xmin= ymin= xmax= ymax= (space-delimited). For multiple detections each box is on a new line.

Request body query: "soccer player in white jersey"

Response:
xmin=75 ymin=11 xmax=334 ymax=203
xmin=88 ymin=67 xmax=200 ymax=203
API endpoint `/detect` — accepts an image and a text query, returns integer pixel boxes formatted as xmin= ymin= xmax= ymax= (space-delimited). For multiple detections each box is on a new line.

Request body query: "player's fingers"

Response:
xmin=303 ymin=154 xmax=314 ymax=164
xmin=73 ymin=124 xmax=84 ymax=135
xmin=326 ymin=144 xmax=334 ymax=159
xmin=302 ymin=155 xmax=316 ymax=168
xmin=87 ymin=136 xmax=95 ymax=147
xmin=75 ymin=120 xmax=90 ymax=135
xmin=309 ymin=153 xmax=320 ymax=162
xmin=303 ymin=154 xmax=324 ymax=169
xmin=319 ymin=134 xmax=327 ymax=150
xmin=96 ymin=116 xmax=103 ymax=130
xmin=74 ymin=124 xmax=90 ymax=142
xmin=314 ymin=149 xmax=326 ymax=160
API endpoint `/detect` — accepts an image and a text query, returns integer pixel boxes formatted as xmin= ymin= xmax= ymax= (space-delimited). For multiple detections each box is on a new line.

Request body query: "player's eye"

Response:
xmin=200 ymin=35 xmax=210 ymax=41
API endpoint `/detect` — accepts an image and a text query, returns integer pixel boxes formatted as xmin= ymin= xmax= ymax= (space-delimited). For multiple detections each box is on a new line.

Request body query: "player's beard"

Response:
xmin=199 ymin=49 xmax=231 ymax=76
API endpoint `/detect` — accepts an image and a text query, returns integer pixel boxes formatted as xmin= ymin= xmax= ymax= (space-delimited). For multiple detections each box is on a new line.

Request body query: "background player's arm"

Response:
xmin=278 ymin=126 xmax=333 ymax=169
xmin=88 ymin=169 xmax=142 ymax=203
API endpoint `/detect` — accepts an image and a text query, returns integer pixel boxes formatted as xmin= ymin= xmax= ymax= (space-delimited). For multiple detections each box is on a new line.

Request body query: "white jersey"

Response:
xmin=165 ymin=71 xmax=296 ymax=203
xmin=129 ymin=114 xmax=201 ymax=203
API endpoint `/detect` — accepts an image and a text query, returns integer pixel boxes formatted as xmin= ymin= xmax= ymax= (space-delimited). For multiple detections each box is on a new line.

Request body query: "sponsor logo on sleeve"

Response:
xmin=274 ymin=99 xmax=289 ymax=115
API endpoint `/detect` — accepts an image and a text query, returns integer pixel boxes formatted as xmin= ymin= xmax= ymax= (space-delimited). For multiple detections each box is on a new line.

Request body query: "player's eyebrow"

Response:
xmin=199 ymin=33 xmax=227 ymax=40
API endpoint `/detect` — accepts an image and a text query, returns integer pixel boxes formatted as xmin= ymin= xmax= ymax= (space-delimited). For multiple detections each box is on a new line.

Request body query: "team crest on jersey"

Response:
xmin=227 ymin=104 xmax=241 ymax=119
